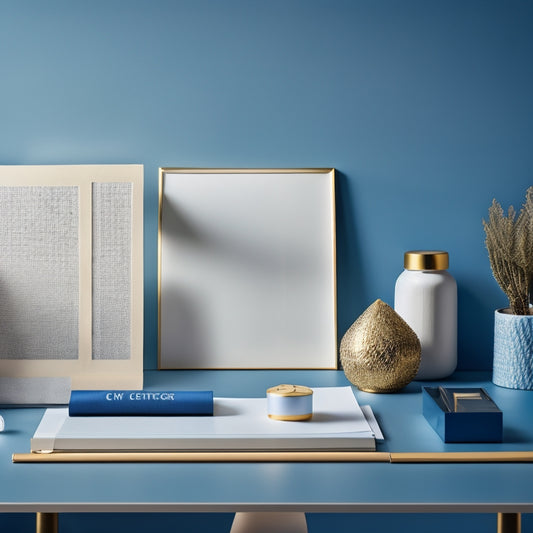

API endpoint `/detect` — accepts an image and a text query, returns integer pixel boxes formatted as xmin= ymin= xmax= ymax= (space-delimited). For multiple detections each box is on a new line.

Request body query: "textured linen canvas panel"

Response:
xmin=0 ymin=186 xmax=79 ymax=359
xmin=159 ymin=168 xmax=337 ymax=369
xmin=92 ymin=182 xmax=132 ymax=360
xmin=0 ymin=165 xmax=143 ymax=402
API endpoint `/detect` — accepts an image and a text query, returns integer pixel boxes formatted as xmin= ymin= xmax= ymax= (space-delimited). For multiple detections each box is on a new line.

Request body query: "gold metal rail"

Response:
xmin=12 ymin=450 xmax=533 ymax=463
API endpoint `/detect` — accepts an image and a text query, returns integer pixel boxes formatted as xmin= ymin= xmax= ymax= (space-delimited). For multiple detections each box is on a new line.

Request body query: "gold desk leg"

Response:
xmin=498 ymin=513 xmax=521 ymax=533
xmin=36 ymin=512 xmax=58 ymax=533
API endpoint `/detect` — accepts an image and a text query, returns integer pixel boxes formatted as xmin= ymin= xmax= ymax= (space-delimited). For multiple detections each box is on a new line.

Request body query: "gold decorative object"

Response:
xmin=340 ymin=299 xmax=421 ymax=393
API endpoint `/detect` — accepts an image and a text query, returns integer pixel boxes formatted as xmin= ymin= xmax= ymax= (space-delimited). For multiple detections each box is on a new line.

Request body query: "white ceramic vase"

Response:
xmin=394 ymin=251 xmax=457 ymax=380
xmin=492 ymin=309 xmax=533 ymax=390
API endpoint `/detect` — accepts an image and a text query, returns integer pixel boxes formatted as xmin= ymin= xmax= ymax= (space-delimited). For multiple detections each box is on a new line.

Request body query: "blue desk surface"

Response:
xmin=1 ymin=370 xmax=533 ymax=513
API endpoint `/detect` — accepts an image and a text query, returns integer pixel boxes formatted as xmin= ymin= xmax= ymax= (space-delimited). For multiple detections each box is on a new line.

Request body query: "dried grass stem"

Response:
xmin=483 ymin=187 xmax=533 ymax=315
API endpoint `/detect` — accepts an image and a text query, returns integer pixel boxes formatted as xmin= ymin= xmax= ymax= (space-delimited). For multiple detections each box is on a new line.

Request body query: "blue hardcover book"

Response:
xmin=69 ymin=390 xmax=214 ymax=416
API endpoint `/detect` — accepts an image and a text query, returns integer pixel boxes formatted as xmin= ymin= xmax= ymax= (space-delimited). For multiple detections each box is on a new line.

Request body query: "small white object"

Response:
xmin=266 ymin=384 xmax=313 ymax=421
xmin=361 ymin=404 xmax=384 ymax=441
xmin=0 ymin=415 xmax=4 ymax=432
xmin=394 ymin=250 xmax=457 ymax=380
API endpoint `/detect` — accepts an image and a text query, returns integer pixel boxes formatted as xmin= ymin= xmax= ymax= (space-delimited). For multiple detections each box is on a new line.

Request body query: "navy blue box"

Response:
xmin=422 ymin=387 xmax=503 ymax=443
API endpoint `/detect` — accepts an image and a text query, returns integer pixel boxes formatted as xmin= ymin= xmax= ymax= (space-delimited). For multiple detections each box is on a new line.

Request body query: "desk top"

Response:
xmin=1 ymin=370 xmax=533 ymax=513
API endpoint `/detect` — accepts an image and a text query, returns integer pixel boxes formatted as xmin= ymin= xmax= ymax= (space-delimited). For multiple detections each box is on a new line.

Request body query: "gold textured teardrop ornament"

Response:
xmin=340 ymin=299 xmax=421 ymax=393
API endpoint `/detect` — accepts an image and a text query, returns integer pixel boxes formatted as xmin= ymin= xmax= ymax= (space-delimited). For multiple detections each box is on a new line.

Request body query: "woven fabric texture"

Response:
xmin=91 ymin=182 xmax=132 ymax=360
xmin=0 ymin=186 xmax=79 ymax=359
xmin=493 ymin=311 xmax=533 ymax=389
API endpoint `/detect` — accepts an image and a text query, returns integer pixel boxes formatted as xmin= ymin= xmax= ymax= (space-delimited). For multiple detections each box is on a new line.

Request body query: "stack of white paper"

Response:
xmin=31 ymin=387 xmax=382 ymax=453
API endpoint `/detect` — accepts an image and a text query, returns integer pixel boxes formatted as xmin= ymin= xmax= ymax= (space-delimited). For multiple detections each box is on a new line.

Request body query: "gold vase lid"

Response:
xmin=404 ymin=250 xmax=449 ymax=271
xmin=266 ymin=384 xmax=313 ymax=397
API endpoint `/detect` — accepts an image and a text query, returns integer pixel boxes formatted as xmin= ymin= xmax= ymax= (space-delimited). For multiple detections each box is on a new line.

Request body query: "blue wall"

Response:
xmin=1 ymin=0 xmax=533 ymax=369
xmin=1 ymin=0 xmax=533 ymax=531
xmin=2 ymin=0 xmax=533 ymax=371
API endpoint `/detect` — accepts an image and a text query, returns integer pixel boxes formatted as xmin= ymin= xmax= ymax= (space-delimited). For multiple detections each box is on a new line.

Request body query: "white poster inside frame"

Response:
xmin=158 ymin=168 xmax=337 ymax=369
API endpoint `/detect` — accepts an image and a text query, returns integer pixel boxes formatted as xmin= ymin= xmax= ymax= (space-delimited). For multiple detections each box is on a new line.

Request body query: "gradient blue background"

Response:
xmin=1 ymin=0 xmax=532 ymax=531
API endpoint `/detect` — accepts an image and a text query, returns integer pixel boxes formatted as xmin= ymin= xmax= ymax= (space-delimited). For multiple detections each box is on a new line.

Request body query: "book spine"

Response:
xmin=69 ymin=390 xmax=214 ymax=416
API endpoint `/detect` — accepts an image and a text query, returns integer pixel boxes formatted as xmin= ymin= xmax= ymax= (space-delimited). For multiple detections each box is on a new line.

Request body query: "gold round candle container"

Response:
xmin=266 ymin=384 xmax=313 ymax=421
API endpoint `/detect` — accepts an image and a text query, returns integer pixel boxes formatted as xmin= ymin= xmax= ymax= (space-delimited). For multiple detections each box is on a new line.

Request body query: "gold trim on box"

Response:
xmin=157 ymin=168 xmax=337 ymax=370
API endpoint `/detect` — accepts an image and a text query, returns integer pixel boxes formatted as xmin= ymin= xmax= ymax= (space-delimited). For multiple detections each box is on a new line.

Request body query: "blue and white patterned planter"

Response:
xmin=493 ymin=309 xmax=533 ymax=390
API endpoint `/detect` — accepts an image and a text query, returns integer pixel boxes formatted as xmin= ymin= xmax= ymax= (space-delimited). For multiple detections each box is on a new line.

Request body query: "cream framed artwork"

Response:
xmin=158 ymin=168 xmax=337 ymax=369
xmin=0 ymin=165 xmax=143 ymax=402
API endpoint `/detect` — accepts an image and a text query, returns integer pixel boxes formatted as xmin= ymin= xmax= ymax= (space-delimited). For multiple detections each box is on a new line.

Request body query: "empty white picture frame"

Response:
xmin=0 ymin=165 xmax=143 ymax=401
xmin=158 ymin=168 xmax=337 ymax=369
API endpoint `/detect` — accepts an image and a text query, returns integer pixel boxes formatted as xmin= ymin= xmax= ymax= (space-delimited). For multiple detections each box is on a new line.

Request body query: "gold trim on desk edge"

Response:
xmin=390 ymin=451 xmax=533 ymax=463
xmin=13 ymin=450 xmax=533 ymax=464
xmin=12 ymin=451 xmax=390 ymax=463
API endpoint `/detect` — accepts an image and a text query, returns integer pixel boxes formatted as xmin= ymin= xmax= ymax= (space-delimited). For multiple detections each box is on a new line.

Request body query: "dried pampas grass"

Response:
xmin=483 ymin=186 xmax=533 ymax=315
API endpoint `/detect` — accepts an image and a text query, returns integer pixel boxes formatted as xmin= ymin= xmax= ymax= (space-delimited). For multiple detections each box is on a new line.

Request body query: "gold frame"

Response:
xmin=0 ymin=165 xmax=144 ymax=394
xmin=158 ymin=168 xmax=337 ymax=370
